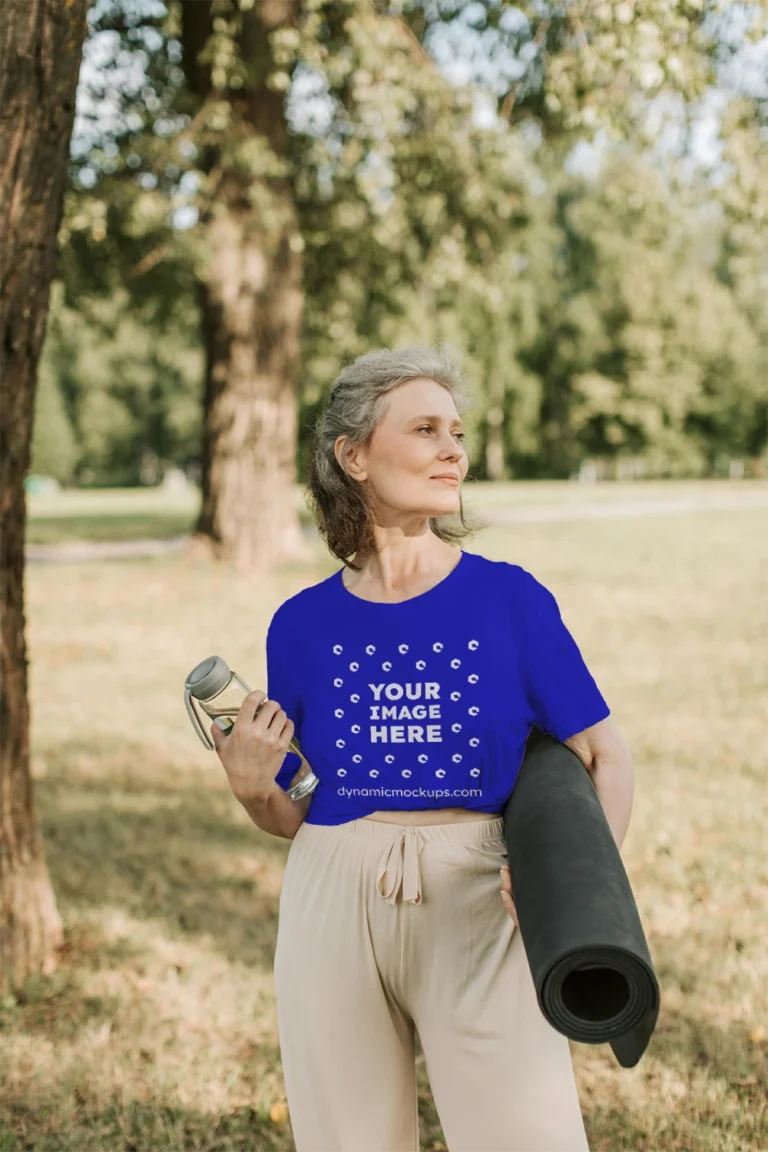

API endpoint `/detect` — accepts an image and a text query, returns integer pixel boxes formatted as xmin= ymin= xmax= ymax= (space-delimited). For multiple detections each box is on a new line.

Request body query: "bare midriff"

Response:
xmin=362 ymin=807 xmax=502 ymax=826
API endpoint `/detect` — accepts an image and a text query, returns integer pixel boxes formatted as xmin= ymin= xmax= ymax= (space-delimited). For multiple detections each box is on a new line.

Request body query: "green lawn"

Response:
xmin=2 ymin=481 xmax=767 ymax=1151
xmin=24 ymin=478 xmax=767 ymax=544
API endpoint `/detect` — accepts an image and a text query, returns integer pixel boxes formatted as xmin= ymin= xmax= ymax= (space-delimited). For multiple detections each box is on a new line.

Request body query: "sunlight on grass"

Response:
xmin=24 ymin=478 xmax=767 ymax=544
xmin=2 ymin=483 xmax=766 ymax=1151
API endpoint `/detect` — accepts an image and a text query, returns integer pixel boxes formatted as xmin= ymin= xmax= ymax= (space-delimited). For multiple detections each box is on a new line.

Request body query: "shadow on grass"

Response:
xmin=650 ymin=947 xmax=768 ymax=1102
xmin=2 ymin=1090 xmax=450 ymax=1152
xmin=25 ymin=512 xmax=195 ymax=546
xmin=36 ymin=739 xmax=290 ymax=973
xmin=25 ymin=506 xmax=319 ymax=547
xmin=1 ymin=1095 xmax=291 ymax=1152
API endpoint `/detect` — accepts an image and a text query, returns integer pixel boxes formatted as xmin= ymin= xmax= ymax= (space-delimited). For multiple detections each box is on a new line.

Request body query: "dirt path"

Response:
xmin=25 ymin=535 xmax=192 ymax=563
xmin=481 ymin=488 xmax=768 ymax=524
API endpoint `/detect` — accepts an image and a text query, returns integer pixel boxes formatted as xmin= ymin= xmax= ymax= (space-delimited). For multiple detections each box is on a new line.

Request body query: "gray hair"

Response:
xmin=305 ymin=344 xmax=488 ymax=570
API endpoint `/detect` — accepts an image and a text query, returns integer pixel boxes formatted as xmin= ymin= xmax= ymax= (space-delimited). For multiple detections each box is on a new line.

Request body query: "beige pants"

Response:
xmin=274 ymin=815 xmax=590 ymax=1152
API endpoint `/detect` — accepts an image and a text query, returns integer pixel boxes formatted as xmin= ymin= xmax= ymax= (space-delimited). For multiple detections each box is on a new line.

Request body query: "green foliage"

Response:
xmin=535 ymin=153 xmax=765 ymax=476
xmin=31 ymin=325 xmax=80 ymax=485
xmin=37 ymin=282 xmax=202 ymax=486
xmin=40 ymin=0 xmax=767 ymax=486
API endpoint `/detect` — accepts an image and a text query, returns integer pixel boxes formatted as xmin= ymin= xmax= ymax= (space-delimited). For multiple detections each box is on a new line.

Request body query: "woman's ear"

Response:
xmin=337 ymin=437 xmax=366 ymax=482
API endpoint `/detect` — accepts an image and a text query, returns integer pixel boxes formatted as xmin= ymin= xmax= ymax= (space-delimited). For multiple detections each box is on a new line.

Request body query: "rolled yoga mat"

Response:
xmin=502 ymin=726 xmax=660 ymax=1068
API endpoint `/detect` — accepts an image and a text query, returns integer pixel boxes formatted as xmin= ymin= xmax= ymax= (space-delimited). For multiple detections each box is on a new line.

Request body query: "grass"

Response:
xmin=2 ymin=480 xmax=767 ymax=1151
xmin=24 ymin=487 xmax=197 ymax=545
xmin=24 ymin=478 xmax=767 ymax=545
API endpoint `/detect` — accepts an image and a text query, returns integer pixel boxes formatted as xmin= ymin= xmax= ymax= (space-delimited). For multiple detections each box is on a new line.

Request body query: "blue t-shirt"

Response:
xmin=265 ymin=548 xmax=610 ymax=826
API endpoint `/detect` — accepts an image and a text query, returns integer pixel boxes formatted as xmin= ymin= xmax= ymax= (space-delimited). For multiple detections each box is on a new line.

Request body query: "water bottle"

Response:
xmin=184 ymin=655 xmax=318 ymax=802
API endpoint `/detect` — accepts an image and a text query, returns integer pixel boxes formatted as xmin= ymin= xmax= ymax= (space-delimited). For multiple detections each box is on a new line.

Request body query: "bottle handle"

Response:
xmin=185 ymin=688 xmax=215 ymax=750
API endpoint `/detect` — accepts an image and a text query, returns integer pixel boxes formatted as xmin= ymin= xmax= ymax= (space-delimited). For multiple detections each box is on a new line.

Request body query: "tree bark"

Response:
xmin=0 ymin=0 xmax=90 ymax=995
xmin=194 ymin=209 xmax=309 ymax=572
xmin=181 ymin=0 xmax=311 ymax=573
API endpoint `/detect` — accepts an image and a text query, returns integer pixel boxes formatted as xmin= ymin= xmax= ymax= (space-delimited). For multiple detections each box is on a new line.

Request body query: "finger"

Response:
xmin=251 ymin=696 xmax=284 ymax=729
xmin=230 ymin=690 xmax=267 ymax=730
xmin=244 ymin=691 xmax=268 ymax=723
xmin=501 ymin=891 xmax=517 ymax=916
xmin=500 ymin=893 xmax=517 ymax=923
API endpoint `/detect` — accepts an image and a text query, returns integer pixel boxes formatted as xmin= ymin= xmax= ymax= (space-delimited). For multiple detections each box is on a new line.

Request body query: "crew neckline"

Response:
xmin=334 ymin=549 xmax=471 ymax=607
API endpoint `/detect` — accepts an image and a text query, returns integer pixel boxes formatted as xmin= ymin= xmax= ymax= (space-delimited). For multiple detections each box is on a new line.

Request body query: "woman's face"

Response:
xmin=336 ymin=377 xmax=469 ymax=521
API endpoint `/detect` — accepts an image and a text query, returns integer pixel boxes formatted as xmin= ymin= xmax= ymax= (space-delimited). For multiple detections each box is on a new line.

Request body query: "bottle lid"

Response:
xmin=185 ymin=655 xmax=231 ymax=701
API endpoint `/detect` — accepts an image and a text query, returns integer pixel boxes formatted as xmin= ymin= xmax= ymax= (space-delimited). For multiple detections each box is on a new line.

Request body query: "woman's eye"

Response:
xmin=418 ymin=425 xmax=464 ymax=441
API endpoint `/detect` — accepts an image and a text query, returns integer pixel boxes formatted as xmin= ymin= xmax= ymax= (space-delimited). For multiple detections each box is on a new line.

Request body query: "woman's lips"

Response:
xmin=432 ymin=476 xmax=459 ymax=484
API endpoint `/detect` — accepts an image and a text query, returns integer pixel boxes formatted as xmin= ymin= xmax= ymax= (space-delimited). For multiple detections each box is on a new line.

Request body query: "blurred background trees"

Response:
xmin=32 ymin=0 xmax=768 ymax=540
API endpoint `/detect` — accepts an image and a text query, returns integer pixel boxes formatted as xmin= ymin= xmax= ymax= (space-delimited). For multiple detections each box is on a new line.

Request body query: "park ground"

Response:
xmin=1 ymin=479 xmax=766 ymax=1151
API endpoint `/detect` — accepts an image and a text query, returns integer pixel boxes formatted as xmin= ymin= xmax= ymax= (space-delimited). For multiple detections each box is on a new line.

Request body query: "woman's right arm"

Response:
xmin=238 ymin=773 xmax=312 ymax=840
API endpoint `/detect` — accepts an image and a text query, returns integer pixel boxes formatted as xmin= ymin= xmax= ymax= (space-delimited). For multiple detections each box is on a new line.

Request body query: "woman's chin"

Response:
xmin=426 ymin=496 xmax=460 ymax=516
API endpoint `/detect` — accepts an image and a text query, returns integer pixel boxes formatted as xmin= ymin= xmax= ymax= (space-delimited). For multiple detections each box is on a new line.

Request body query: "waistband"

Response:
xmin=300 ymin=815 xmax=505 ymax=907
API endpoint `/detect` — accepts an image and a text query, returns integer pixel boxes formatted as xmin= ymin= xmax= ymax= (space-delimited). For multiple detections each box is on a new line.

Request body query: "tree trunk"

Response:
xmin=0 ymin=0 xmax=89 ymax=996
xmin=191 ymin=185 xmax=310 ymax=573
xmin=181 ymin=0 xmax=312 ymax=574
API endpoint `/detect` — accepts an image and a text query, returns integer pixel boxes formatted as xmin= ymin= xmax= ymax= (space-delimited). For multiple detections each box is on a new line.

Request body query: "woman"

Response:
xmin=213 ymin=346 xmax=622 ymax=1151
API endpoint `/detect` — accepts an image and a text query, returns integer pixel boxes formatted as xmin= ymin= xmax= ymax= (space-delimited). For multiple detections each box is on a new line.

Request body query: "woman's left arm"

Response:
xmin=564 ymin=715 xmax=635 ymax=852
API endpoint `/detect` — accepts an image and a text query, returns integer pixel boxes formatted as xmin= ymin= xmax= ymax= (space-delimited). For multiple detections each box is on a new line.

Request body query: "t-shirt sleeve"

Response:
xmin=265 ymin=608 xmax=304 ymax=792
xmin=515 ymin=568 xmax=610 ymax=742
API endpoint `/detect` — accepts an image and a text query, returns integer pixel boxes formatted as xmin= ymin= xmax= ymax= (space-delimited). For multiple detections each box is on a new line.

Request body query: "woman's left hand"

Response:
xmin=500 ymin=863 xmax=517 ymax=925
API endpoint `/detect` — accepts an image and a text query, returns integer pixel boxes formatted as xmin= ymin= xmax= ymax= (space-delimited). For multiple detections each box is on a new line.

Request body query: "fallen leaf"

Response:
xmin=270 ymin=1101 xmax=288 ymax=1124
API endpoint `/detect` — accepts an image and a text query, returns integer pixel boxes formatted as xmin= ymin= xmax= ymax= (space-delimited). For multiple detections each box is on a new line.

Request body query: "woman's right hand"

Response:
xmin=210 ymin=689 xmax=294 ymax=804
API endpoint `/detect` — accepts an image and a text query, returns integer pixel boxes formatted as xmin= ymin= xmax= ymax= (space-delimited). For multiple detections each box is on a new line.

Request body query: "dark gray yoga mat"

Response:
xmin=502 ymin=726 xmax=660 ymax=1068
